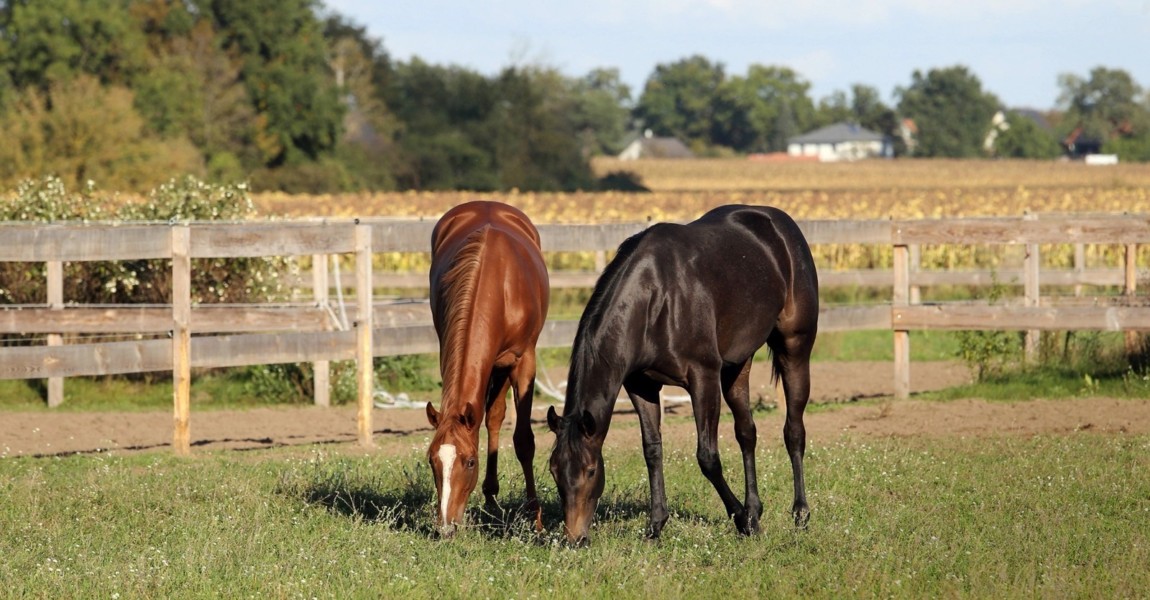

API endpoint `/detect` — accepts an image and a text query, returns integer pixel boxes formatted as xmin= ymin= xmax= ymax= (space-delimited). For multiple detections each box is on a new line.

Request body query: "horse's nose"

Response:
xmin=438 ymin=523 xmax=457 ymax=539
xmin=566 ymin=535 xmax=590 ymax=549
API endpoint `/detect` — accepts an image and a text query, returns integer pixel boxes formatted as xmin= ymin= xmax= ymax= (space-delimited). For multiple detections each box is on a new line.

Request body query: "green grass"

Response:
xmin=2 ymin=415 xmax=1147 ymax=598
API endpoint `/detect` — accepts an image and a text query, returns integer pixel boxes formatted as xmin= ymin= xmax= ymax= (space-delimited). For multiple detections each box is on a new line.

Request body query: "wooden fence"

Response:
xmin=2 ymin=215 xmax=1148 ymax=454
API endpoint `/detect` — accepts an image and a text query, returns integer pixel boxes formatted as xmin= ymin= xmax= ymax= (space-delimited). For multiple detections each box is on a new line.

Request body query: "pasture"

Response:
xmin=4 ymin=158 xmax=1150 ymax=597
xmin=2 ymin=405 xmax=1148 ymax=598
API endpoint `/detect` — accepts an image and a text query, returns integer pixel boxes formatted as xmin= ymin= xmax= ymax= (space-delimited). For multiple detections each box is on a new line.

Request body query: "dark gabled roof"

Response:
xmin=788 ymin=122 xmax=885 ymax=144
xmin=639 ymin=137 xmax=694 ymax=158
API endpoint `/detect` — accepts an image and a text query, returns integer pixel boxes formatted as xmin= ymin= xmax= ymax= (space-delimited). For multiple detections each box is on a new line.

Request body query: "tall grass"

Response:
xmin=2 ymin=414 xmax=1147 ymax=598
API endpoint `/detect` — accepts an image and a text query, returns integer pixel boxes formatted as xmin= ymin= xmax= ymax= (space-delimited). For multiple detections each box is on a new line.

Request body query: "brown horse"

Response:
xmin=547 ymin=205 xmax=819 ymax=546
xmin=425 ymin=201 xmax=550 ymax=537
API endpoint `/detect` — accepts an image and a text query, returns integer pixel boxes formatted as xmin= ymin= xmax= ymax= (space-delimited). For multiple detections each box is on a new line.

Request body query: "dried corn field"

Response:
xmin=249 ymin=159 xmax=1150 ymax=275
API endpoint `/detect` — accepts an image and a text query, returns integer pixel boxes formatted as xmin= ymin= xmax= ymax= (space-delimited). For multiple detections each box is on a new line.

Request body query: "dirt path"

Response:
xmin=3 ymin=361 xmax=1149 ymax=458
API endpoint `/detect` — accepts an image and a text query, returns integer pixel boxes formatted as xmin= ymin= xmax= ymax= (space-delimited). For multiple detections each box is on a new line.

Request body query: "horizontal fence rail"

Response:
xmin=2 ymin=214 xmax=1147 ymax=453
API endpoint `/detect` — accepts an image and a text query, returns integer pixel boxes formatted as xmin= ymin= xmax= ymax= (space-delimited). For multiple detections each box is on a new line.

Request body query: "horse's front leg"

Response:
xmin=482 ymin=370 xmax=512 ymax=508
xmin=688 ymin=367 xmax=746 ymax=524
xmin=624 ymin=375 xmax=668 ymax=539
xmin=721 ymin=359 xmax=762 ymax=535
xmin=511 ymin=351 xmax=542 ymax=532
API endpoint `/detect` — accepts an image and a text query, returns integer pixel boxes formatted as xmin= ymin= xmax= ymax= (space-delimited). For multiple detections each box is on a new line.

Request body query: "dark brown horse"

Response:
xmin=547 ymin=205 xmax=819 ymax=545
xmin=426 ymin=201 xmax=550 ymax=537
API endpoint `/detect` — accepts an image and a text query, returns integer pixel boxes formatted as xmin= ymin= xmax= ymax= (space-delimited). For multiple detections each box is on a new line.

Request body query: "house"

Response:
xmin=617 ymin=130 xmax=695 ymax=160
xmin=787 ymin=122 xmax=891 ymax=161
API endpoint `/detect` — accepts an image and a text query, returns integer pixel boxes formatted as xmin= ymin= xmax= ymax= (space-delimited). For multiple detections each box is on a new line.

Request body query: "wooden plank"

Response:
xmin=312 ymin=253 xmax=331 ymax=407
xmin=172 ymin=227 xmax=192 ymax=456
xmin=821 ymin=305 xmax=891 ymax=332
xmin=893 ymin=244 xmax=910 ymax=401
xmin=46 ymin=260 xmax=64 ymax=407
xmin=892 ymin=215 xmax=1150 ymax=245
xmin=191 ymin=222 xmax=356 ymax=258
xmin=355 ymin=225 xmax=374 ymax=448
xmin=1024 ymin=241 xmax=1040 ymax=363
xmin=798 ymin=219 xmax=891 ymax=245
xmin=192 ymin=330 xmax=356 ymax=368
xmin=892 ymin=305 xmax=1150 ymax=331
xmin=371 ymin=324 xmax=439 ymax=356
xmin=367 ymin=219 xmax=437 ymax=252
xmin=538 ymin=222 xmax=649 ymax=252
xmin=0 ymin=225 xmax=169 ymax=261
xmin=0 ymin=305 xmax=331 ymax=334
xmin=0 ymin=339 xmax=171 ymax=379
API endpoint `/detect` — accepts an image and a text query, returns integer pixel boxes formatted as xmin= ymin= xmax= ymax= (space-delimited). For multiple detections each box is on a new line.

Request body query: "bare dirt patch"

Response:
xmin=3 ymin=361 xmax=1148 ymax=458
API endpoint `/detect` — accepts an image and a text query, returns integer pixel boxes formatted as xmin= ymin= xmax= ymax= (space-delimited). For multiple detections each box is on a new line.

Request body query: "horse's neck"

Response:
xmin=566 ymin=328 xmax=631 ymax=425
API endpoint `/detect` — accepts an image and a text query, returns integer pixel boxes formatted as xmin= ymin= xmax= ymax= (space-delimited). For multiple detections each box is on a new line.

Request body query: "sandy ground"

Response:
xmin=3 ymin=361 xmax=1149 ymax=458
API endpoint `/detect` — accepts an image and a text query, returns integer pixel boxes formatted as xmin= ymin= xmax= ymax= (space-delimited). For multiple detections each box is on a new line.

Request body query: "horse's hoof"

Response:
xmin=793 ymin=506 xmax=810 ymax=529
xmin=734 ymin=511 xmax=760 ymax=536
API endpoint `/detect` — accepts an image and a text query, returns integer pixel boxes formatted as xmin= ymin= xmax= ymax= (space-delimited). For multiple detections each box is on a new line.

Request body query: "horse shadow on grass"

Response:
xmin=285 ymin=461 xmax=718 ymax=542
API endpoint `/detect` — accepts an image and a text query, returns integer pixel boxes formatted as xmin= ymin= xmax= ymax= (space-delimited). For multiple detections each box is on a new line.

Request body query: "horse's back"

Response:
xmin=625 ymin=205 xmax=818 ymax=363
xmin=432 ymin=201 xmax=541 ymax=256
xmin=430 ymin=201 xmax=549 ymax=353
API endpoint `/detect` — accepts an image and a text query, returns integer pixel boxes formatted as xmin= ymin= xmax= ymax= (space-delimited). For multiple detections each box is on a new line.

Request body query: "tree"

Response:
xmin=1058 ymin=67 xmax=1150 ymax=160
xmin=386 ymin=58 xmax=500 ymax=190
xmin=0 ymin=0 xmax=148 ymax=90
xmin=205 ymin=0 xmax=344 ymax=167
xmin=993 ymin=112 xmax=1061 ymax=159
xmin=490 ymin=65 xmax=595 ymax=191
xmin=896 ymin=66 xmax=1000 ymax=157
xmin=0 ymin=75 xmax=202 ymax=190
xmin=570 ymin=68 xmax=632 ymax=156
xmin=634 ymin=55 xmax=725 ymax=145
xmin=324 ymin=13 xmax=400 ymax=189
xmin=131 ymin=11 xmax=255 ymax=181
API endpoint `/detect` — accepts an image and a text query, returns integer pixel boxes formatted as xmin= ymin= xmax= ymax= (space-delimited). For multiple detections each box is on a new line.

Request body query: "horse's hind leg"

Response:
xmin=511 ymin=350 xmax=542 ymax=531
xmin=770 ymin=330 xmax=815 ymax=528
xmin=624 ymin=374 xmax=668 ymax=539
xmin=721 ymin=359 xmax=762 ymax=535
xmin=483 ymin=370 xmax=512 ymax=507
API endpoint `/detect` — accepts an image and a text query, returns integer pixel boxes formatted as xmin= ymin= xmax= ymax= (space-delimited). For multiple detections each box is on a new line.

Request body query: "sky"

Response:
xmin=320 ymin=0 xmax=1150 ymax=111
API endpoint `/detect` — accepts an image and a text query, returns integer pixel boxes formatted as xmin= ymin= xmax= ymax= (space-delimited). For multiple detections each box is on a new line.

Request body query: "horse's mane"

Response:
xmin=437 ymin=226 xmax=490 ymax=413
xmin=565 ymin=227 xmax=652 ymax=406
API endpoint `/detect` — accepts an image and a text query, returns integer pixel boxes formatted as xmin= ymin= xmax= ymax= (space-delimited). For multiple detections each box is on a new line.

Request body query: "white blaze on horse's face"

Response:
xmin=437 ymin=443 xmax=457 ymax=526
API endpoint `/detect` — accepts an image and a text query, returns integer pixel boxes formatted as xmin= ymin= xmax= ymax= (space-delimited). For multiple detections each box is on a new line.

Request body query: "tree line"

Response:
xmin=1 ymin=0 xmax=1148 ymax=194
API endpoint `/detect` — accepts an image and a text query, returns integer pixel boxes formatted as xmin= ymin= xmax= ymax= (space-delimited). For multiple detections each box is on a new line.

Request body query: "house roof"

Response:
xmin=788 ymin=122 xmax=885 ymax=145
xmin=618 ymin=135 xmax=694 ymax=159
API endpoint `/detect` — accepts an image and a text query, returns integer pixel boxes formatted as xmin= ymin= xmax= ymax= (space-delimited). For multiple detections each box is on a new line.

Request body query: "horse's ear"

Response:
xmin=579 ymin=410 xmax=597 ymax=438
xmin=459 ymin=403 xmax=481 ymax=430
xmin=546 ymin=406 xmax=560 ymax=432
xmin=426 ymin=402 xmax=440 ymax=428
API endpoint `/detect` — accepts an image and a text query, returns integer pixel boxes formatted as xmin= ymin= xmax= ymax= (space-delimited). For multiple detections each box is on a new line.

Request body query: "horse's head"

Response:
xmin=547 ymin=405 xmax=605 ymax=547
xmin=426 ymin=401 xmax=482 ymax=538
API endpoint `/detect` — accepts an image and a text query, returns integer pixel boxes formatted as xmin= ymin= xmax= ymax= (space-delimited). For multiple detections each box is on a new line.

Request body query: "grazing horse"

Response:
xmin=426 ymin=201 xmax=550 ymax=537
xmin=547 ymin=205 xmax=819 ymax=546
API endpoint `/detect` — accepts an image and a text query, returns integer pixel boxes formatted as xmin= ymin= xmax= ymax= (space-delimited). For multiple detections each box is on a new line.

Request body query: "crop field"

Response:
xmin=248 ymin=158 xmax=1150 ymax=275
xmin=252 ymin=158 xmax=1150 ymax=222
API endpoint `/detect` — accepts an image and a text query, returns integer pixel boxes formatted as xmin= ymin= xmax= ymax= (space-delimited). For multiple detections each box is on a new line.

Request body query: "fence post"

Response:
xmin=46 ymin=261 xmax=64 ymax=408
xmin=1024 ymin=234 xmax=1040 ymax=364
xmin=893 ymin=243 xmax=910 ymax=401
xmin=1073 ymin=243 xmax=1085 ymax=297
xmin=312 ymin=253 xmax=331 ymax=407
xmin=171 ymin=226 xmax=192 ymax=456
xmin=355 ymin=224 xmax=375 ymax=448
xmin=1126 ymin=243 xmax=1139 ymax=356
xmin=909 ymin=244 xmax=922 ymax=305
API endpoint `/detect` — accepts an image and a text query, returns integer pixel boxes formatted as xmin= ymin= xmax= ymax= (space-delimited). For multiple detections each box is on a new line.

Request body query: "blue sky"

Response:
xmin=320 ymin=0 xmax=1150 ymax=111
